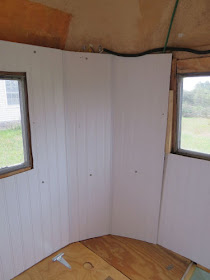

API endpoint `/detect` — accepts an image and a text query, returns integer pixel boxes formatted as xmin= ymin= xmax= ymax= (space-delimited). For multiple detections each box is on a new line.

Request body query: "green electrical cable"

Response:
xmin=163 ymin=0 xmax=180 ymax=53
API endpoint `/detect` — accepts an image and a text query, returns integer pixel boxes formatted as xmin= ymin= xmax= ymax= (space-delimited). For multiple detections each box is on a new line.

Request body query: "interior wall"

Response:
xmin=2 ymin=38 xmax=209 ymax=279
xmin=0 ymin=40 xmax=172 ymax=279
xmin=0 ymin=41 xmax=112 ymax=280
xmin=111 ymin=54 xmax=172 ymax=243
xmin=0 ymin=41 xmax=69 ymax=280
xmin=63 ymin=51 xmax=112 ymax=242
xmin=158 ymin=154 xmax=210 ymax=269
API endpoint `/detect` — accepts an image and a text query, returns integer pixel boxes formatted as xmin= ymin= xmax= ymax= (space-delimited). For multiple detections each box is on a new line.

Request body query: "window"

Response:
xmin=6 ymin=80 xmax=20 ymax=105
xmin=0 ymin=72 xmax=32 ymax=178
xmin=176 ymin=74 xmax=210 ymax=160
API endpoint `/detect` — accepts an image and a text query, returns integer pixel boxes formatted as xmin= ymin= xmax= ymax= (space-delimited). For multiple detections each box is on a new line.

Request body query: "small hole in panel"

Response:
xmin=83 ymin=262 xmax=94 ymax=270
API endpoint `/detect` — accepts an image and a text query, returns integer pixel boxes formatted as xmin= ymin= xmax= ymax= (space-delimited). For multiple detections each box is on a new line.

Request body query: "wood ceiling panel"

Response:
xmin=0 ymin=0 xmax=209 ymax=53
xmin=30 ymin=0 xmax=210 ymax=53
xmin=0 ymin=0 xmax=71 ymax=49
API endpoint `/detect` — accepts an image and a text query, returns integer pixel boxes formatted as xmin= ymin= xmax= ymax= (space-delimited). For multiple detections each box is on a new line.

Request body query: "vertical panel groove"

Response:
xmin=1 ymin=43 xmax=112 ymax=279
xmin=41 ymin=71 xmax=54 ymax=253
xmin=85 ymin=107 xmax=89 ymax=238
xmin=15 ymin=176 xmax=27 ymax=272
xmin=63 ymin=52 xmax=112 ymax=242
xmin=52 ymin=71 xmax=62 ymax=248
xmin=62 ymin=55 xmax=72 ymax=243
xmin=33 ymin=66 xmax=49 ymax=259
xmin=2 ymin=182 xmax=16 ymax=277
xmin=75 ymin=92 xmax=81 ymax=240
xmin=0 ymin=42 xmax=73 ymax=279
xmin=27 ymin=66 xmax=45 ymax=259
xmin=0 ymin=256 xmax=5 ymax=280
xmin=26 ymin=173 xmax=36 ymax=264
xmin=111 ymin=55 xmax=172 ymax=243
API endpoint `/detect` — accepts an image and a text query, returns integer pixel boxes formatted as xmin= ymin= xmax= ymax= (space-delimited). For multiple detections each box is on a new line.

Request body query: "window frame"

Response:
xmin=174 ymin=72 xmax=210 ymax=161
xmin=0 ymin=72 xmax=33 ymax=179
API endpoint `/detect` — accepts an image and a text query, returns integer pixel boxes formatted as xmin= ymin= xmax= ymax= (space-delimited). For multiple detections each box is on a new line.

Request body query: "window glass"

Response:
xmin=178 ymin=75 xmax=210 ymax=156
xmin=6 ymin=80 xmax=20 ymax=105
xmin=0 ymin=74 xmax=32 ymax=176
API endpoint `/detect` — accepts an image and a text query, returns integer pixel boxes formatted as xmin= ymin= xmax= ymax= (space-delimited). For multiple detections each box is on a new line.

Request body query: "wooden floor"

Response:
xmin=14 ymin=235 xmax=191 ymax=280
xmin=82 ymin=235 xmax=191 ymax=280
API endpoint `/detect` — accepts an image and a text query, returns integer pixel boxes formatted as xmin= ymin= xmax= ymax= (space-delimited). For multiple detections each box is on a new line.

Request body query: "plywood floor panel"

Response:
xmin=13 ymin=235 xmax=192 ymax=280
xmin=13 ymin=242 xmax=128 ymax=280
xmin=82 ymin=235 xmax=191 ymax=280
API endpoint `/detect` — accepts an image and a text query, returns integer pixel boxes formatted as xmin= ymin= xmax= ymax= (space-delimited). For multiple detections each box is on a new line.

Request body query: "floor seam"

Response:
xmin=80 ymin=240 xmax=132 ymax=280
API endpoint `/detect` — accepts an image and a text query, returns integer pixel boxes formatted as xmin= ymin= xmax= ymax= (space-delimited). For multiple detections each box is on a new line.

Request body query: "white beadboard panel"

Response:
xmin=0 ymin=181 xmax=16 ymax=279
xmin=3 ymin=176 xmax=25 ymax=274
xmin=0 ymin=40 xmax=175 ymax=280
xmin=15 ymin=174 xmax=36 ymax=270
xmin=158 ymin=154 xmax=210 ymax=269
xmin=63 ymin=52 xmax=112 ymax=242
xmin=0 ymin=41 xmax=69 ymax=280
xmin=111 ymin=54 xmax=172 ymax=243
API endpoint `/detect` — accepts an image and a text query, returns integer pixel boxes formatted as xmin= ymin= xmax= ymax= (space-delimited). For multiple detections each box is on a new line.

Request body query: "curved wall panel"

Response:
xmin=111 ymin=54 xmax=172 ymax=243
xmin=0 ymin=39 xmax=172 ymax=279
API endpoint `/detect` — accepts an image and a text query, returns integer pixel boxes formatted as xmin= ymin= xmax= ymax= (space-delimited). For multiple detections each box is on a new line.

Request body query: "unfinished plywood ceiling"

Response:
xmin=0 ymin=0 xmax=71 ymax=49
xmin=0 ymin=0 xmax=209 ymax=52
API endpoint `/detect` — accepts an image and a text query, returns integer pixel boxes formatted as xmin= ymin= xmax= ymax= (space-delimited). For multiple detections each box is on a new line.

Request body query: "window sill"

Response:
xmin=0 ymin=166 xmax=32 ymax=179
xmin=172 ymin=150 xmax=210 ymax=162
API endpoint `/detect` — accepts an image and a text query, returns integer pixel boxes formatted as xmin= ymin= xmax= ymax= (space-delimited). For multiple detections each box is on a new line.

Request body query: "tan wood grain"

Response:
xmin=13 ymin=242 xmax=129 ymax=280
xmin=82 ymin=235 xmax=191 ymax=280
xmin=170 ymin=59 xmax=177 ymax=92
xmin=177 ymin=57 xmax=210 ymax=74
xmin=184 ymin=264 xmax=196 ymax=280
xmin=165 ymin=90 xmax=174 ymax=154
xmin=0 ymin=166 xmax=32 ymax=179
xmin=170 ymin=58 xmax=178 ymax=152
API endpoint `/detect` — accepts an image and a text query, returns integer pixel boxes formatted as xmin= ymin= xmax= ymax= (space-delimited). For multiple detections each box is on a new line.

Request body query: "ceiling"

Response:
xmin=0 ymin=0 xmax=209 ymax=53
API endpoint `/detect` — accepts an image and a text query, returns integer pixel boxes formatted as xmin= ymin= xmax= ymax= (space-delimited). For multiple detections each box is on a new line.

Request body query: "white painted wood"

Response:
xmin=0 ymin=181 xmax=16 ymax=279
xmin=0 ymin=40 xmax=184 ymax=279
xmin=63 ymin=52 xmax=112 ymax=242
xmin=158 ymin=154 xmax=210 ymax=269
xmin=0 ymin=41 xmax=69 ymax=280
xmin=15 ymin=173 xmax=36 ymax=270
xmin=3 ymin=176 xmax=25 ymax=275
xmin=52 ymin=55 xmax=69 ymax=248
xmin=111 ymin=54 xmax=172 ymax=243
xmin=0 ymin=41 xmax=112 ymax=279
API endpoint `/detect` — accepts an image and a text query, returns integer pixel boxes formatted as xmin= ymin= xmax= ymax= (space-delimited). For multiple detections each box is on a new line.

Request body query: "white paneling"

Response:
xmin=0 ymin=181 xmax=16 ymax=279
xmin=0 ymin=41 xmax=69 ymax=280
xmin=0 ymin=41 xmax=112 ymax=279
xmin=1 ymin=40 xmax=188 ymax=279
xmin=15 ymin=174 xmax=36 ymax=269
xmin=158 ymin=154 xmax=210 ymax=269
xmin=63 ymin=52 xmax=112 ymax=242
xmin=3 ymin=176 xmax=25 ymax=274
xmin=111 ymin=54 xmax=172 ymax=243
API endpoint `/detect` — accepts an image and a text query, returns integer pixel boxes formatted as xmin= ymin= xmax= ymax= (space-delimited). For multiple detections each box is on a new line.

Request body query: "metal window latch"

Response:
xmin=52 ymin=253 xmax=71 ymax=269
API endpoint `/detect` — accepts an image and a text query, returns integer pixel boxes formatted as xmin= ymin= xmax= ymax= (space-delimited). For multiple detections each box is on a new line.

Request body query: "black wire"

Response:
xmin=103 ymin=47 xmax=210 ymax=57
